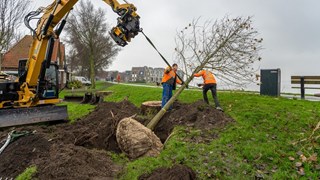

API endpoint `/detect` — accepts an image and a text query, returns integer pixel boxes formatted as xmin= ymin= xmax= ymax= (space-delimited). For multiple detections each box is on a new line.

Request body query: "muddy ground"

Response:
xmin=0 ymin=100 xmax=234 ymax=179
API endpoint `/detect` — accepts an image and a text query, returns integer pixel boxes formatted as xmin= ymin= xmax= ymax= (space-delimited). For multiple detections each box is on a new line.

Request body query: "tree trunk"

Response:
xmin=90 ymin=52 xmax=95 ymax=89
xmin=141 ymin=101 xmax=162 ymax=115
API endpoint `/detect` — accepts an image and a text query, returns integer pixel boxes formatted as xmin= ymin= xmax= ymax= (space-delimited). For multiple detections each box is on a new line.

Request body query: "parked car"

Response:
xmin=73 ymin=76 xmax=91 ymax=86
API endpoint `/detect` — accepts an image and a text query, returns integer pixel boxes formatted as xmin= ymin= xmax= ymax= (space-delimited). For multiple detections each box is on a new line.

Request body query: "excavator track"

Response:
xmin=0 ymin=105 xmax=68 ymax=128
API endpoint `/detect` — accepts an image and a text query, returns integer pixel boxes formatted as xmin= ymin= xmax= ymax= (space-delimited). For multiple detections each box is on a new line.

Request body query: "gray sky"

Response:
xmin=29 ymin=0 xmax=320 ymax=92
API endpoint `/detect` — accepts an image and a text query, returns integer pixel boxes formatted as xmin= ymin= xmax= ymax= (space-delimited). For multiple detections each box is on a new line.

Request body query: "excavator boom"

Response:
xmin=0 ymin=0 xmax=140 ymax=127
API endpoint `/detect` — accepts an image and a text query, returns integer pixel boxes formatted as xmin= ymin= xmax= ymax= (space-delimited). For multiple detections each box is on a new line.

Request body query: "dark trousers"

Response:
xmin=162 ymin=83 xmax=173 ymax=108
xmin=203 ymin=83 xmax=220 ymax=107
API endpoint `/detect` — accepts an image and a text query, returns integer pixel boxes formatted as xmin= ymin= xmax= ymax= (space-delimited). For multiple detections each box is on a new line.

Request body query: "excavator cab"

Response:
xmin=41 ymin=64 xmax=59 ymax=99
xmin=0 ymin=60 xmax=66 ymax=128
xmin=18 ymin=59 xmax=59 ymax=100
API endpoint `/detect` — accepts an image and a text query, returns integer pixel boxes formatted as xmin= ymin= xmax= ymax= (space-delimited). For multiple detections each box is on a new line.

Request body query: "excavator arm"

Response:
xmin=0 ymin=0 xmax=140 ymax=127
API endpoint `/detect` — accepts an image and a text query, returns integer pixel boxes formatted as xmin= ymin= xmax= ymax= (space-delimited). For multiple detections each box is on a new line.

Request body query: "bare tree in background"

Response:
xmin=0 ymin=0 xmax=30 ymax=70
xmin=175 ymin=17 xmax=262 ymax=88
xmin=148 ymin=16 xmax=262 ymax=130
xmin=66 ymin=0 xmax=120 ymax=88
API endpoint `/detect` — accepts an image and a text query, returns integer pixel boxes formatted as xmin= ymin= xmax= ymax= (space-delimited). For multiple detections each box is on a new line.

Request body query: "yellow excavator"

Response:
xmin=0 ymin=0 xmax=140 ymax=127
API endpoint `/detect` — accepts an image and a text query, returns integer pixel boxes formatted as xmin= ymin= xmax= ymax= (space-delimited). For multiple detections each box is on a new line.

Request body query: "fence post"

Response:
xmin=300 ymin=76 xmax=305 ymax=99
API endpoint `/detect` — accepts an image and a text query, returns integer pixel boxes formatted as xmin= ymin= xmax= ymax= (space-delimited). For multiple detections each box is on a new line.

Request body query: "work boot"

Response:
xmin=216 ymin=106 xmax=224 ymax=112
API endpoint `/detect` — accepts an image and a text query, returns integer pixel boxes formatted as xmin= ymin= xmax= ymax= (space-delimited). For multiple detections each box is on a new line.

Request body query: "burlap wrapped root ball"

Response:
xmin=116 ymin=117 xmax=163 ymax=159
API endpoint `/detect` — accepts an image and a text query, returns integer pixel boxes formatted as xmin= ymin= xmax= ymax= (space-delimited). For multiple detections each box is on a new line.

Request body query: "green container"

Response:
xmin=260 ymin=69 xmax=281 ymax=96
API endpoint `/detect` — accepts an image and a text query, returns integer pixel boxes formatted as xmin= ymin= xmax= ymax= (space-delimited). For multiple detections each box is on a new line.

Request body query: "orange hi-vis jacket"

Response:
xmin=194 ymin=70 xmax=216 ymax=84
xmin=161 ymin=66 xmax=182 ymax=85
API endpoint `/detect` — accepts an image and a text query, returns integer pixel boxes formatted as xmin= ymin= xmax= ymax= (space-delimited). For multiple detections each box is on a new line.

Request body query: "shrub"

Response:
xmin=67 ymin=80 xmax=83 ymax=89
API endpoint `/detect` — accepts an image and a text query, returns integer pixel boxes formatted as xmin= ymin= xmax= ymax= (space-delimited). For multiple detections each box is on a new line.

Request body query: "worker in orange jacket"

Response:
xmin=161 ymin=63 xmax=182 ymax=109
xmin=116 ymin=74 xmax=121 ymax=83
xmin=194 ymin=69 xmax=223 ymax=111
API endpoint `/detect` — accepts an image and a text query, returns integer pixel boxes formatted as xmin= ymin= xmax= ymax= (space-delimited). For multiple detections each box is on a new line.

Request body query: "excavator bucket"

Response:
xmin=90 ymin=94 xmax=104 ymax=105
xmin=0 ymin=105 xmax=68 ymax=128
xmin=81 ymin=92 xmax=93 ymax=104
xmin=64 ymin=95 xmax=84 ymax=102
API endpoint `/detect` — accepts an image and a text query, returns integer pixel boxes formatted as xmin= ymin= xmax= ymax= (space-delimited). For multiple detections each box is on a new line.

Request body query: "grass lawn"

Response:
xmin=58 ymin=81 xmax=111 ymax=123
xmin=105 ymin=84 xmax=320 ymax=179
xmin=57 ymin=82 xmax=319 ymax=179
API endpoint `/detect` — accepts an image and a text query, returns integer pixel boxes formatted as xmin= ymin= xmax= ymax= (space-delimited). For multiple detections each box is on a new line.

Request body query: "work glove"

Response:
xmin=181 ymin=82 xmax=189 ymax=89
xmin=165 ymin=67 xmax=172 ymax=73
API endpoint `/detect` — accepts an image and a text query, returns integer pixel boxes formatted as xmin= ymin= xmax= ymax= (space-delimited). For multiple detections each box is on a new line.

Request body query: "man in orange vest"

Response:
xmin=194 ymin=69 xmax=223 ymax=111
xmin=116 ymin=73 xmax=121 ymax=83
xmin=161 ymin=63 xmax=182 ymax=108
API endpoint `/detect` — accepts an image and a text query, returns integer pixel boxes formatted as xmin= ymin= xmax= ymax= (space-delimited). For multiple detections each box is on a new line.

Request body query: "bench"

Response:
xmin=291 ymin=76 xmax=320 ymax=99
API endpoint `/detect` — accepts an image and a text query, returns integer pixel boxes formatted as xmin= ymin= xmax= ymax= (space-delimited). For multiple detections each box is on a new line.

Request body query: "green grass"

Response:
xmin=16 ymin=166 xmax=37 ymax=180
xmin=58 ymin=81 xmax=111 ymax=123
xmin=59 ymin=81 xmax=112 ymax=99
xmin=59 ymin=102 xmax=95 ymax=123
xmin=104 ymin=84 xmax=320 ymax=179
xmin=19 ymin=83 xmax=318 ymax=179
xmin=105 ymin=85 xmax=163 ymax=106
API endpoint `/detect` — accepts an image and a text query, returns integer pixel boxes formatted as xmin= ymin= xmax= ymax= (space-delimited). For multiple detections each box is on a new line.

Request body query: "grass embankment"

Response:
xmin=26 ymin=82 xmax=318 ymax=179
xmin=104 ymin=84 xmax=320 ymax=179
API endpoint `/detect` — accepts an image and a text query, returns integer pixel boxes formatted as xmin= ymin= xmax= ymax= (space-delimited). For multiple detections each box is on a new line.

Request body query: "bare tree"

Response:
xmin=147 ymin=16 xmax=262 ymax=130
xmin=175 ymin=17 xmax=262 ymax=87
xmin=66 ymin=0 xmax=120 ymax=88
xmin=0 ymin=0 xmax=30 ymax=70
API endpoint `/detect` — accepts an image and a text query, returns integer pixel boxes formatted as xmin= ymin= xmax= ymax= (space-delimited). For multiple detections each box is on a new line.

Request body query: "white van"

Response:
xmin=73 ymin=76 xmax=91 ymax=86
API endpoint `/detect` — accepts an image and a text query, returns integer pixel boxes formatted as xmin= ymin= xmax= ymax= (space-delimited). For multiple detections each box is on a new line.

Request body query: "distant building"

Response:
xmin=105 ymin=66 xmax=184 ymax=83
xmin=1 ymin=35 xmax=67 ymax=87
xmin=131 ymin=66 xmax=149 ymax=82
xmin=123 ymin=70 xmax=132 ymax=82
xmin=152 ymin=67 xmax=165 ymax=83
xmin=105 ymin=71 xmax=118 ymax=82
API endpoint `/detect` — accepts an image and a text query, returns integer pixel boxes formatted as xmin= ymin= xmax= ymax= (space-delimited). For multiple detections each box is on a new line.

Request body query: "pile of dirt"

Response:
xmin=0 ymin=100 xmax=233 ymax=178
xmin=139 ymin=164 xmax=196 ymax=180
xmin=139 ymin=100 xmax=234 ymax=142
xmin=0 ymin=134 xmax=50 ymax=178
xmin=35 ymin=144 xmax=121 ymax=179
xmin=53 ymin=100 xmax=140 ymax=152
xmin=0 ymin=100 xmax=138 ymax=178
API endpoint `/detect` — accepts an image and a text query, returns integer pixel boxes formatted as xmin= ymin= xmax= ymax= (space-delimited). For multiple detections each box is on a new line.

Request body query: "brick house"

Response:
xmin=1 ymin=35 xmax=33 ymax=74
xmin=1 ymin=35 xmax=67 ymax=87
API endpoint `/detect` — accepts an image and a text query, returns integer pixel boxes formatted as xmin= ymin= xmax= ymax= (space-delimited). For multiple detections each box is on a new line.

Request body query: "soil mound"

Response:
xmin=52 ymin=100 xmax=140 ymax=152
xmin=35 ymin=144 xmax=121 ymax=180
xmin=0 ymin=100 xmax=233 ymax=178
xmin=0 ymin=100 xmax=138 ymax=178
xmin=141 ymin=100 xmax=234 ymax=142
xmin=139 ymin=164 xmax=196 ymax=180
xmin=0 ymin=134 xmax=50 ymax=178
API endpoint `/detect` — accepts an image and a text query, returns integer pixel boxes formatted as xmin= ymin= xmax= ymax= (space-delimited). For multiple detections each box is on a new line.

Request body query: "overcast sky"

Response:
xmin=29 ymin=0 xmax=320 ymax=92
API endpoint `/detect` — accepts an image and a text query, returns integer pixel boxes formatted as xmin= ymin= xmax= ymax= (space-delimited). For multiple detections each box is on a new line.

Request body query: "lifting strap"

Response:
xmin=140 ymin=30 xmax=185 ymax=85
